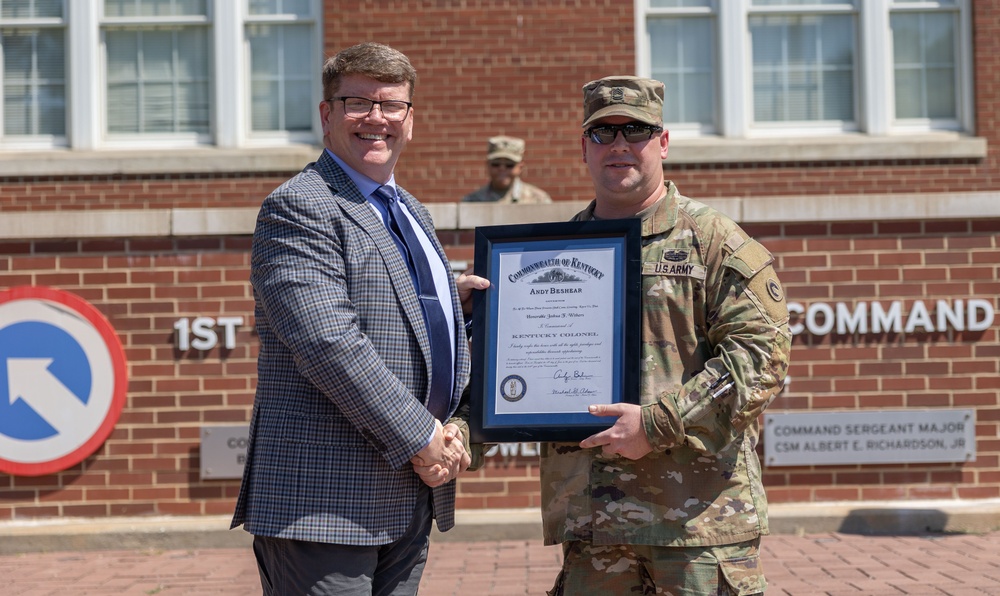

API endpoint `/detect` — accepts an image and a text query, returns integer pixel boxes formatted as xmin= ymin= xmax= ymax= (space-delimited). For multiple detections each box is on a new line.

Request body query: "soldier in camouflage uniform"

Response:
xmin=461 ymin=135 xmax=553 ymax=204
xmin=541 ymin=76 xmax=792 ymax=595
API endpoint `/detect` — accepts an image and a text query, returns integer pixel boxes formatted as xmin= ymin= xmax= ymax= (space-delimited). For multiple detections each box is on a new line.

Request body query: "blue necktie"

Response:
xmin=373 ymin=185 xmax=454 ymax=420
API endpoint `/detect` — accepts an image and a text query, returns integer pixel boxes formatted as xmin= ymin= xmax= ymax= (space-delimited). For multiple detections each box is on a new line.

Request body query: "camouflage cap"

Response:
xmin=486 ymin=135 xmax=525 ymax=163
xmin=581 ymin=75 xmax=664 ymax=128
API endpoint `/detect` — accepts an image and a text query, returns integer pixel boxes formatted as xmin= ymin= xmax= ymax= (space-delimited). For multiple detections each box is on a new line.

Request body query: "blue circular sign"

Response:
xmin=0 ymin=287 xmax=127 ymax=477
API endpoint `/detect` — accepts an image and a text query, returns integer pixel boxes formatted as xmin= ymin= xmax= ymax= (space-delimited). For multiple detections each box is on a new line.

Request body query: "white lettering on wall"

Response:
xmin=787 ymin=299 xmax=995 ymax=336
xmin=174 ymin=316 xmax=245 ymax=351
xmin=485 ymin=443 xmax=540 ymax=458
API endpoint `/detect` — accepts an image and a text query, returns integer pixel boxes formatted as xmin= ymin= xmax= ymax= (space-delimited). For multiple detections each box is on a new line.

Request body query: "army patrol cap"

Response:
xmin=486 ymin=135 xmax=525 ymax=163
xmin=581 ymin=75 xmax=664 ymax=128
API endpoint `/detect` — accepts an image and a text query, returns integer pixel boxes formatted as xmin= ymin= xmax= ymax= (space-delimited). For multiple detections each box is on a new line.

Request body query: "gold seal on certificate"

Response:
xmin=469 ymin=220 xmax=642 ymax=443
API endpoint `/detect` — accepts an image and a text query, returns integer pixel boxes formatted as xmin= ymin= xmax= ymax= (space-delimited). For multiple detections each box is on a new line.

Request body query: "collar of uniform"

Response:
xmin=488 ymin=177 xmax=522 ymax=202
xmin=641 ymin=181 xmax=678 ymax=237
xmin=574 ymin=181 xmax=678 ymax=226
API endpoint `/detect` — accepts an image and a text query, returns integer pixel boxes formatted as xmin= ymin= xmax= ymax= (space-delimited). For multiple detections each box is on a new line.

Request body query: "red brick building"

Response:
xmin=0 ymin=1 xmax=997 ymax=520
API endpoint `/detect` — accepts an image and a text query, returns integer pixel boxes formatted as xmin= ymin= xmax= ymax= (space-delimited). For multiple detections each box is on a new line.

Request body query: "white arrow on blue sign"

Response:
xmin=0 ymin=287 xmax=127 ymax=477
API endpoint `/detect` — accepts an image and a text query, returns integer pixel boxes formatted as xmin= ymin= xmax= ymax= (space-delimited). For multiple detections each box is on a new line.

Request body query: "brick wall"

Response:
xmin=0 ymin=220 xmax=997 ymax=519
xmin=0 ymin=239 xmax=257 ymax=518
xmin=1 ymin=1 xmax=998 ymax=211
xmin=0 ymin=175 xmax=288 ymax=213
xmin=3 ymin=1 xmax=999 ymax=212
xmin=0 ymin=0 xmax=998 ymax=520
xmin=759 ymin=221 xmax=1000 ymax=503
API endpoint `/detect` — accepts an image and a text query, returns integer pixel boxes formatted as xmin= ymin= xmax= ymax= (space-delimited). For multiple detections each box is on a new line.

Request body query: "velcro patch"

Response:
xmin=724 ymin=232 xmax=745 ymax=253
xmin=723 ymin=239 xmax=773 ymax=279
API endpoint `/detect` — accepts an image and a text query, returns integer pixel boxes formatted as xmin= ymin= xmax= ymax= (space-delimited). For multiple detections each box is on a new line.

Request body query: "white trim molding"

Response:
xmin=2 ymin=192 xmax=999 ymax=241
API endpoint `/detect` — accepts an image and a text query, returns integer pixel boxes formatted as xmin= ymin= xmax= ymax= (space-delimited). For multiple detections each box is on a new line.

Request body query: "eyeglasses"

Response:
xmin=329 ymin=96 xmax=412 ymax=121
xmin=585 ymin=123 xmax=663 ymax=145
xmin=489 ymin=161 xmax=517 ymax=169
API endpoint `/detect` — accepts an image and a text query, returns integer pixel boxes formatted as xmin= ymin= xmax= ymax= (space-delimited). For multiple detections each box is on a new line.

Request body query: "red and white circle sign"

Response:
xmin=0 ymin=287 xmax=127 ymax=476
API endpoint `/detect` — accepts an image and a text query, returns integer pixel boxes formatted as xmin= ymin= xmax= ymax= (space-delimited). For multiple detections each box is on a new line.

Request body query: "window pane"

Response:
xmin=649 ymin=0 xmax=711 ymax=7
xmin=751 ymin=13 xmax=855 ymax=122
xmin=251 ymin=80 xmax=279 ymax=130
xmin=891 ymin=12 xmax=957 ymax=119
xmin=2 ymin=0 xmax=63 ymax=18
xmin=248 ymin=23 xmax=313 ymax=132
xmin=105 ymin=27 xmax=209 ymax=133
xmin=2 ymin=27 xmax=65 ymax=135
xmin=249 ymin=0 xmax=311 ymax=16
xmin=107 ymin=83 xmax=139 ymax=132
xmin=648 ymin=16 xmax=715 ymax=127
xmin=104 ymin=0 xmax=206 ymax=17
xmin=752 ymin=0 xmax=851 ymax=5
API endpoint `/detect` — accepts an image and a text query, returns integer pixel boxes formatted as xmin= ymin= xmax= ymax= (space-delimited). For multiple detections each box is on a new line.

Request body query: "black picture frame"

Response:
xmin=469 ymin=219 xmax=642 ymax=443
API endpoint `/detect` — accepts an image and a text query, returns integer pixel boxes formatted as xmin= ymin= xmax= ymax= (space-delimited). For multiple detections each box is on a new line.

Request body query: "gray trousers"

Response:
xmin=252 ymin=488 xmax=432 ymax=596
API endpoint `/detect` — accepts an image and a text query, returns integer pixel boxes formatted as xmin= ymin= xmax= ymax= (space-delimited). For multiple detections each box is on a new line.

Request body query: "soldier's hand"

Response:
xmin=579 ymin=403 xmax=653 ymax=460
xmin=411 ymin=421 xmax=472 ymax=487
xmin=442 ymin=423 xmax=473 ymax=473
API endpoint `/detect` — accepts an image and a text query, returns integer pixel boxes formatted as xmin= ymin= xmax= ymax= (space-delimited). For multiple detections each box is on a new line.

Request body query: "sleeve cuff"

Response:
xmin=641 ymin=395 xmax=683 ymax=452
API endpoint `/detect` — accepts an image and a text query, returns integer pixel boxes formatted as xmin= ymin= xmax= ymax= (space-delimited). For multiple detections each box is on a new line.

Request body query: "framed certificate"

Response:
xmin=469 ymin=219 xmax=642 ymax=443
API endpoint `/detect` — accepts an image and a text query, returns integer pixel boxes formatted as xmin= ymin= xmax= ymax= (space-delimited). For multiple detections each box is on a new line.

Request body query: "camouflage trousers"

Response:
xmin=547 ymin=538 xmax=765 ymax=596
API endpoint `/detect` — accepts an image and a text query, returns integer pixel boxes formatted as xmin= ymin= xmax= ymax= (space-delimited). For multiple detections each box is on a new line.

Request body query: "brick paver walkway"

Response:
xmin=1 ymin=532 xmax=999 ymax=595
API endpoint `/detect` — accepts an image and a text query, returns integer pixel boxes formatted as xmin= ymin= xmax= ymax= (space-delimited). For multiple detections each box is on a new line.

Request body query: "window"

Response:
xmin=0 ymin=0 xmax=67 ymax=145
xmin=637 ymin=0 xmax=973 ymax=139
xmin=0 ymin=0 xmax=321 ymax=149
xmin=891 ymin=1 xmax=962 ymax=125
xmin=247 ymin=0 xmax=314 ymax=134
xmin=646 ymin=0 xmax=717 ymax=134
xmin=750 ymin=1 xmax=856 ymax=126
xmin=103 ymin=0 xmax=211 ymax=137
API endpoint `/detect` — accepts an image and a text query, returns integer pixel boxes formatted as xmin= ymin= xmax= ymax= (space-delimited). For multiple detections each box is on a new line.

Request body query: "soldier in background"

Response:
xmin=540 ymin=76 xmax=792 ymax=595
xmin=461 ymin=135 xmax=552 ymax=204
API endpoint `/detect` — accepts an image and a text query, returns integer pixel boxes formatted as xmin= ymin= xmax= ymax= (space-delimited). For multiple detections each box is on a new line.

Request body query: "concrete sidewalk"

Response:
xmin=2 ymin=500 xmax=1000 ymax=595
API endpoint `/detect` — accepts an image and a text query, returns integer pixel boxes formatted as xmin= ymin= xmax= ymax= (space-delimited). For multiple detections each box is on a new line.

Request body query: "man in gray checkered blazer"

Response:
xmin=231 ymin=42 xmax=489 ymax=596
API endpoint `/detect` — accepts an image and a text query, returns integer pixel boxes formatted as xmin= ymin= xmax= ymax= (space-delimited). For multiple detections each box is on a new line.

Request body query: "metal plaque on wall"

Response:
xmin=763 ymin=409 xmax=975 ymax=467
xmin=200 ymin=424 xmax=250 ymax=480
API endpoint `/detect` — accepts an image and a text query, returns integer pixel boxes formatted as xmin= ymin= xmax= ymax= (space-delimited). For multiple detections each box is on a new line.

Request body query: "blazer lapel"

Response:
xmin=313 ymin=152 xmax=433 ymax=374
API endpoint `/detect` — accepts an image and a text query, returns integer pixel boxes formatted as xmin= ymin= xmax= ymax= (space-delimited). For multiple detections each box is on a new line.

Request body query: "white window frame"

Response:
xmin=635 ymin=0 xmax=974 ymax=140
xmin=3 ymin=0 xmax=322 ymax=151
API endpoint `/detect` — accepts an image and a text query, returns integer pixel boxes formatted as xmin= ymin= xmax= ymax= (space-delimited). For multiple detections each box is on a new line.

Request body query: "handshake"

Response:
xmin=409 ymin=419 xmax=471 ymax=487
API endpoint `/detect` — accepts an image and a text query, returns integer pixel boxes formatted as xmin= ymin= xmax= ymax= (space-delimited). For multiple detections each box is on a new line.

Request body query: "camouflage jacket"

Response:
xmin=540 ymin=181 xmax=792 ymax=547
xmin=461 ymin=178 xmax=552 ymax=204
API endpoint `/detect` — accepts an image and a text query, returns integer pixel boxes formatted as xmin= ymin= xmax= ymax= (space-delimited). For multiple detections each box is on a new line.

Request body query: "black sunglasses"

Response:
xmin=585 ymin=123 xmax=663 ymax=145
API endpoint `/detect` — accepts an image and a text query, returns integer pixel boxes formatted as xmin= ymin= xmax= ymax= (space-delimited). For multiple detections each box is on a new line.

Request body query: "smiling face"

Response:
xmin=320 ymin=73 xmax=413 ymax=184
xmin=487 ymin=159 xmax=522 ymax=191
xmin=581 ymin=116 xmax=669 ymax=219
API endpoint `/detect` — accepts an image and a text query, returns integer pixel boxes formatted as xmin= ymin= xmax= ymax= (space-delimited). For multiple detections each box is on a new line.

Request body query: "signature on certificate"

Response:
xmin=553 ymin=369 xmax=594 ymax=383
xmin=550 ymin=386 xmax=598 ymax=396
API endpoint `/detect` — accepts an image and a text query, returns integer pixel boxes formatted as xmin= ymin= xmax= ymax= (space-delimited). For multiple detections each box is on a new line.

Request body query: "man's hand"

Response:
xmin=443 ymin=423 xmax=473 ymax=474
xmin=579 ymin=403 xmax=653 ymax=460
xmin=456 ymin=269 xmax=490 ymax=316
xmin=411 ymin=421 xmax=471 ymax=487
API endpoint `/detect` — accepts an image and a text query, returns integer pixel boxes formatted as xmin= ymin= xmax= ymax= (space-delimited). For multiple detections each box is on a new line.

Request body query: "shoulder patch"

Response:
xmin=766 ymin=278 xmax=784 ymax=302
xmin=748 ymin=273 xmax=788 ymax=322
